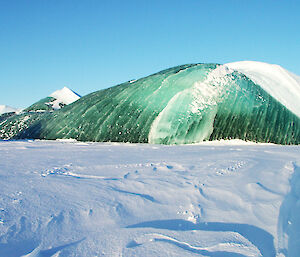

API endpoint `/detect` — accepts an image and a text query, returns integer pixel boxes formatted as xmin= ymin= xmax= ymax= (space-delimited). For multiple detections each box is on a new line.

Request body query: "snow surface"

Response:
xmin=0 ymin=105 xmax=21 ymax=115
xmin=225 ymin=61 xmax=300 ymax=118
xmin=0 ymin=140 xmax=299 ymax=256
xmin=49 ymin=87 xmax=81 ymax=110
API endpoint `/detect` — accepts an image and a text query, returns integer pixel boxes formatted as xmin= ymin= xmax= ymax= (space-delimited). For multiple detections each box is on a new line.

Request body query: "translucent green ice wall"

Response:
xmin=0 ymin=63 xmax=299 ymax=144
xmin=30 ymin=64 xmax=216 ymax=142
xmin=148 ymin=67 xmax=300 ymax=144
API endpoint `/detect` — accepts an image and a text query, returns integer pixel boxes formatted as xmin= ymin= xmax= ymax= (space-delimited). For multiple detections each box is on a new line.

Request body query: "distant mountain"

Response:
xmin=50 ymin=87 xmax=81 ymax=109
xmin=25 ymin=87 xmax=81 ymax=112
xmin=0 ymin=63 xmax=299 ymax=144
xmin=0 ymin=105 xmax=21 ymax=115
xmin=0 ymin=87 xmax=80 ymax=136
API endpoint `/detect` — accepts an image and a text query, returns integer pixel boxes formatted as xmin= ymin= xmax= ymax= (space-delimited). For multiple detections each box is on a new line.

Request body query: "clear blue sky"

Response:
xmin=1 ymin=0 xmax=300 ymax=108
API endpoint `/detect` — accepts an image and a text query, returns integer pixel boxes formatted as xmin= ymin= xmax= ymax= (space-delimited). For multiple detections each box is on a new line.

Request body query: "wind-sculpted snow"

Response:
xmin=0 ymin=62 xmax=299 ymax=144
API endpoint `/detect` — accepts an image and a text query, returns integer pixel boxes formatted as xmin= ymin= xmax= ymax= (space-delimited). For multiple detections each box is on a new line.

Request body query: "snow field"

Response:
xmin=0 ymin=140 xmax=299 ymax=256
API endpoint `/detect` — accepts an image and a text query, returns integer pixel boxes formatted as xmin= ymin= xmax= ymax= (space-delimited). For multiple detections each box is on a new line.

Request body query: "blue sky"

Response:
xmin=1 ymin=0 xmax=300 ymax=108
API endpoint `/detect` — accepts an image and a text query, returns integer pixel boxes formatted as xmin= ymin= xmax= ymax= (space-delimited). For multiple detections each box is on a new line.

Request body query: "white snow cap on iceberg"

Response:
xmin=0 ymin=105 xmax=21 ymax=115
xmin=225 ymin=61 xmax=300 ymax=118
xmin=49 ymin=86 xmax=81 ymax=110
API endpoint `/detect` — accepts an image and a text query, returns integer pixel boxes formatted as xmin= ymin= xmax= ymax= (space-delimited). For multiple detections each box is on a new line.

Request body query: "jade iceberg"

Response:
xmin=0 ymin=61 xmax=299 ymax=144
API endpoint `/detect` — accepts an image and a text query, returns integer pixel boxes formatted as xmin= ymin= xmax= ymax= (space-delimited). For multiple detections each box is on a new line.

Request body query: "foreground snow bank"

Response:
xmin=0 ymin=140 xmax=299 ymax=256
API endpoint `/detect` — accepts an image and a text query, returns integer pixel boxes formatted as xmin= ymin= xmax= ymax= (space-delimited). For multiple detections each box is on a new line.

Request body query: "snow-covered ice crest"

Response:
xmin=225 ymin=61 xmax=300 ymax=118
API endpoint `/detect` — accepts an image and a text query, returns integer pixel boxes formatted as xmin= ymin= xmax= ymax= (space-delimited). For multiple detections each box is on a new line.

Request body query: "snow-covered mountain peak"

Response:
xmin=49 ymin=87 xmax=81 ymax=109
xmin=0 ymin=105 xmax=21 ymax=115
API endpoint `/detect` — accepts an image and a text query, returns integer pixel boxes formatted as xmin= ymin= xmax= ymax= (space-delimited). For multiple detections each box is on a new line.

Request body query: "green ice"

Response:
xmin=0 ymin=64 xmax=299 ymax=144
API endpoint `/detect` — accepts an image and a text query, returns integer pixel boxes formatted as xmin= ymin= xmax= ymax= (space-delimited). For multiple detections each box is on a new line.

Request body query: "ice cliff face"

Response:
xmin=0 ymin=62 xmax=299 ymax=144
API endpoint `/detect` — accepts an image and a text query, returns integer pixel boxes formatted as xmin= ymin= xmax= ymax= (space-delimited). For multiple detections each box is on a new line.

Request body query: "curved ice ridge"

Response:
xmin=149 ymin=65 xmax=234 ymax=143
xmin=0 ymin=62 xmax=299 ymax=145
